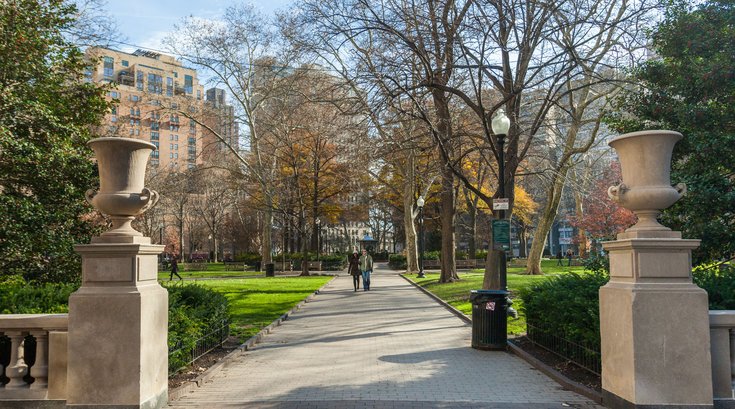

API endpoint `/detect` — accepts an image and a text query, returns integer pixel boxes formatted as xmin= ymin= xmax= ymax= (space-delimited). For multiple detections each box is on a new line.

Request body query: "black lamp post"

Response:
xmin=492 ymin=109 xmax=510 ymax=291
xmin=416 ymin=195 xmax=426 ymax=278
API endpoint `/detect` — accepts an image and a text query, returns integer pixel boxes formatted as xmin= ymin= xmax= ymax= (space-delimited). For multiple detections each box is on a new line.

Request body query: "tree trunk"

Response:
xmin=261 ymin=200 xmax=273 ymax=265
xmin=518 ymin=225 xmax=528 ymax=258
xmin=403 ymin=154 xmax=419 ymax=273
xmin=439 ymin=164 xmax=458 ymax=282
xmin=526 ymin=167 xmax=569 ymax=275
xmin=467 ymin=200 xmax=477 ymax=259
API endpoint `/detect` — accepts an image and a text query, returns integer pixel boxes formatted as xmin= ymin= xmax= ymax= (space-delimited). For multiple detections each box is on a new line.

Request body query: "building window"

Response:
xmin=136 ymin=71 xmax=144 ymax=90
xmin=174 ymin=144 xmax=178 ymax=150
xmin=188 ymin=137 xmax=196 ymax=145
xmin=152 ymin=141 xmax=159 ymax=149
xmin=196 ymin=90 xmax=201 ymax=100
xmin=184 ymin=75 xmax=193 ymax=94
xmin=110 ymin=115 xmax=117 ymax=122
xmin=152 ymin=159 xmax=159 ymax=167
xmin=174 ymin=152 xmax=178 ymax=159
xmin=174 ymin=72 xmax=178 ymax=78
xmin=122 ymin=60 xmax=129 ymax=67
xmin=108 ymin=91 xmax=120 ymax=99
xmin=151 ymin=132 xmax=159 ymax=141
xmin=151 ymin=122 xmax=159 ymax=131
xmin=103 ymin=56 xmax=114 ymax=78
xmin=166 ymin=77 xmax=173 ymax=97
xmin=130 ymin=94 xmax=141 ymax=102
xmin=169 ymin=153 xmax=173 ymax=159
xmin=147 ymin=73 xmax=163 ymax=94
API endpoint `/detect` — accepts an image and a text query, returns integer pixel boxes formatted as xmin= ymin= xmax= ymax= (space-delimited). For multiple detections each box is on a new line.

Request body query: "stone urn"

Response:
xmin=607 ymin=130 xmax=686 ymax=232
xmin=85 ymin=137 xmax=158 ymax=237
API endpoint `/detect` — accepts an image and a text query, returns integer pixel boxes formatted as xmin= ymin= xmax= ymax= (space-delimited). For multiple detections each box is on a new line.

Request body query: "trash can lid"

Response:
xmin=470 ymin=289 xmax=508 ymax=303
xmin=470 ymin=289 xmax=508 ymax=295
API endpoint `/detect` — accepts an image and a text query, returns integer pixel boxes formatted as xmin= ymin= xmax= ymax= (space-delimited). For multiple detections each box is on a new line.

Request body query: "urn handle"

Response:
xmin=140 ymin=188 xmax=159 ymax=213
xmin=675 ymin=182 xmax=687 ymax=197
xmin=85 ymin=189 xmax=98 ymax=207
xmin=607 ymin=183 xmax=628 ymax=203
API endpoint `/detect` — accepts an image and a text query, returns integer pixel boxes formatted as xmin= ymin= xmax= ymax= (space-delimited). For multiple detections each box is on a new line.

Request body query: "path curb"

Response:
xmin=168 ymin=275 xmax=339 ymax=401
xmin=399 ymin=273 xmax=602 ymax=404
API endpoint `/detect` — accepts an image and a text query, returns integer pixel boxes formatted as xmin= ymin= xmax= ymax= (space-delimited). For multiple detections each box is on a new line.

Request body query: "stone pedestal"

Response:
xmin=601 ymin=231 xmax=713 ymax=408
xmin=66 ymin=236 xmax=167 ymax=409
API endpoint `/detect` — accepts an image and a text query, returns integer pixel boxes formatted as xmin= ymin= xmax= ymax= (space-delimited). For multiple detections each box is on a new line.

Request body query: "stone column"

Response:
xmin=66 ymin=137 xmax=167 ymax=409
xmin=66 ymin=237 xmax=167 ymax=409
xmin=601 ymin=130 xmax=713 ymax=408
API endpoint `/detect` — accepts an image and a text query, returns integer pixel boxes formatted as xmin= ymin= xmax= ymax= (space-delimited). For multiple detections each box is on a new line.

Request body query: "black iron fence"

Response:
xmin=168 ymin=320 xmax=229 ymax=376
xmin=525 ymin=321 xmax=601 ymax=375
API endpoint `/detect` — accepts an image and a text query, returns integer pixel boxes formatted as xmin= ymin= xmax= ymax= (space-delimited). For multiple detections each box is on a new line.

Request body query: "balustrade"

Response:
xmin=0 ymin=314 xmax=67 ymax=402
xmin=710 ymin=310 xmax=735 ymax=408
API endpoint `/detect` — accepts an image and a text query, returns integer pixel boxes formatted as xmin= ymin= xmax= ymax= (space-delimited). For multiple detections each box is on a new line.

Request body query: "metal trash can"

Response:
xmin=470 ymin=289 xmax=508 ymax=350
xmin=265 ymin=263 xmax=275 ymax=277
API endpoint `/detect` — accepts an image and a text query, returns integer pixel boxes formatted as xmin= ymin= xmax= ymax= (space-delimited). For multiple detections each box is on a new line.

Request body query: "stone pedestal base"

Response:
xmin=601 ymin=234 xmax=713 ymax=409
xmin=66 ymin=240 xmax=167 ymax=409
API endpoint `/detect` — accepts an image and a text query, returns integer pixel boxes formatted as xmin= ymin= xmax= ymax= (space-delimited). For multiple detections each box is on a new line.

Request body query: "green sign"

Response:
xmin=492 ymin=219 xmax=510 ymax=251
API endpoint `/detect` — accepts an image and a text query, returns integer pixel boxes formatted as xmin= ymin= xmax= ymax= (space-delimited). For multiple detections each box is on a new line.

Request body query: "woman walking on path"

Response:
xmin=169 ymin=255 xmax=183 ymax=281
xmin=347 ymin=251 xmax=361 ymax=291
xmin=359 ymin=249 xmax=373 ymax=291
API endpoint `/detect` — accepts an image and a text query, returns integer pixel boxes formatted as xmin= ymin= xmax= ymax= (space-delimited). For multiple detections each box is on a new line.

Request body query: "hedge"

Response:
xmin=165 ymin=283 xmax=230 ymax=373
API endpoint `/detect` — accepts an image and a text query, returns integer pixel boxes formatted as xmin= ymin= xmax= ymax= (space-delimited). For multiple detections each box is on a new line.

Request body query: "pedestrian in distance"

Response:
xmin=566 ymin=248 xmax=574 ymax=267
xmin=347 ymin=250 xmax=361 ymax=292
xmin=556 ymin=250 xmax=564 ymax=266
xmin=359 ymin=249 xmax=373 ymax=291
xmin=169 ymin=255 xmax=182 ymax=281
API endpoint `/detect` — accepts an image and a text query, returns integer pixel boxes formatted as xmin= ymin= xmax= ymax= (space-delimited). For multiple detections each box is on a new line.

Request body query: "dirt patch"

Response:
xmin=511 ymin=336 xmax=601 ymax=392
xmin=168 ymin=336 xmax=241 ymax=390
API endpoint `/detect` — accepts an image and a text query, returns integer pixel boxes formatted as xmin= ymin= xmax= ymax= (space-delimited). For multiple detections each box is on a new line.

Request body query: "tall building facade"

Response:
xmin=86 ymin=47 xmax=206 ymax=170
xmin=203 ymin=87 xmax=240 ymax=157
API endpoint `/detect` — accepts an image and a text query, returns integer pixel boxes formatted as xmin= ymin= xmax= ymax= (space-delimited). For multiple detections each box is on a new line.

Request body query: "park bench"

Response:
xmin=306 ymin=261 xmax=322 ymax=271
xmin=224 ymin=262 xmax=246 ymax=271
xmin=422 ymin=259 xmax=441 ymax=269
xmin=183 ymin=261 xmax=208 ymax=272
xmin=456 ymin=259 xmax=478 ymax=269
xmin=273 ymin=260 xmax=292 ymax=272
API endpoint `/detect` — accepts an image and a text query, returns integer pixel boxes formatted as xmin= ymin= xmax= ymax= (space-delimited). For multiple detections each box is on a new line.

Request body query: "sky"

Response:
xmin=104 ymin=0 xmax=294 ymax=54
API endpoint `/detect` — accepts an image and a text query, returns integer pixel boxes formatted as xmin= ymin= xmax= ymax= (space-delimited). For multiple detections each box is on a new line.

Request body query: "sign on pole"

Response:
xmin=493 ymin=198 xmax=509 ymax=210
xmin=492 ymin=219 xmax=510 ymax=251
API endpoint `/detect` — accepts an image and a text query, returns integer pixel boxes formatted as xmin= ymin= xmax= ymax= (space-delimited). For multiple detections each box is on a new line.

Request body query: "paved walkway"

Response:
xmin=168 ymin=265 xmax=600 ymax=409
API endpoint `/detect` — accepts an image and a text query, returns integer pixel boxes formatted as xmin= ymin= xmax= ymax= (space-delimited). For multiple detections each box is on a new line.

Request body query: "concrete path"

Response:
xmin=168 ymin=265 xmax=600 ymax=409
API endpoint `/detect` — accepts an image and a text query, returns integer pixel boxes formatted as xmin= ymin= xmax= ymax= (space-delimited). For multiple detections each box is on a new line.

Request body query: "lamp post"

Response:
xmin=416 ymin=195 xmax=426 ymax=278
xmin=315 ymin=218 xmax=321 ymax=261
xmin=491 ymin=109 xmax=510 ymax=291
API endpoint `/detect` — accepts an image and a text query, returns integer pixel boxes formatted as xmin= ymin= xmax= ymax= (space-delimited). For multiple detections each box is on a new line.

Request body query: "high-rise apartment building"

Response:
xmin=86 ymin=47 xmax=206 ymax=170
xmin=203 ymin=87 xmax=240 ymax=157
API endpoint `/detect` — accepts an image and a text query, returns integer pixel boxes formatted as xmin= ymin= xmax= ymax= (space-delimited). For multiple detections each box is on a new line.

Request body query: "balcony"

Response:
xmin=117 ymin=70 xmax=134 ymax=87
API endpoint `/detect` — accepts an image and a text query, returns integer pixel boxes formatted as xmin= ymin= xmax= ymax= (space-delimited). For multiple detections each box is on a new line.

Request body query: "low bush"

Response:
xmin=389 ymin=254 xmax=407 ymax=269
xmin=519 ymin=269 xmax=609 ymax=348
xmin=0 ymin=276 xmax=78 ymax=314
xmin=166 ymin=283 xmax=230 ymax=374
xmin=234 ymin=252 xmax=261 ymax=265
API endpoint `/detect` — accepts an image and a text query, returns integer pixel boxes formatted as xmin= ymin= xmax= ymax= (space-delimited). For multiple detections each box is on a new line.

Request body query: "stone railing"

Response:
xmin=0 ymin=314 xmax=68 ymax=404
xmin=710 ymin=310 xmax=735 ymax=408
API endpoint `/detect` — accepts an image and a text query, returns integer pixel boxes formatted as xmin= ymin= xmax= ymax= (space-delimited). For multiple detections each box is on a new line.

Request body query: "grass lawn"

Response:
xmin=157 ymin=262 xmax=262 ymax=280
xmin=408 ymin=259 xmax=586 ymax=335
xmin=167 ymin=276 xmax=332 ymax=341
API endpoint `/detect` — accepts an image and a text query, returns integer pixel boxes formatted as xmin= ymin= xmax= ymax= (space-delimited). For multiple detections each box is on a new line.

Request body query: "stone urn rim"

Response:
xmin=608 ymin=129 xmax=682 ymax=147
xmin=87 ymin=136 xmax=156 ymax=150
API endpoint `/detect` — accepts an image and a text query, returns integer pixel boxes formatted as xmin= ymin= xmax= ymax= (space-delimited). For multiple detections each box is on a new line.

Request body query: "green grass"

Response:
xmin=167 ymin=276 xmax=332 ymax=341
xmin=157 ymin=262 xmax=263 ymax=280
xmin=407 ymin=259 xmax=586 ymax=335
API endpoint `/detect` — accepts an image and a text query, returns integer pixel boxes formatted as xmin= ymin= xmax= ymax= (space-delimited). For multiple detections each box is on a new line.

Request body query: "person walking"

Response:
xmin=347 ymin=250 xmax=361 ymax=292
xmin=169 ymin=255 xmax=182 ymax=281
xmin=556 ymin=250 xmax=564 ymax=266
xmin=359 ymin=249 xmax=373 ymax=291
xmin=566 ymin=248 xmax=574 ymax=267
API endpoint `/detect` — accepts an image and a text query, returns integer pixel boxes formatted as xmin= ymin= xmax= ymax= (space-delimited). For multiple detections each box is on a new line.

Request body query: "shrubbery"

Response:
xmin=0 ymin=276 xmax=78 ymax=314
xmin=519 ymin=260 xmax=609 ymax=347
xmin=166 ymin=283 xmax=230 ymax=374
xmin=388 ymin=254 xmax=407 ymax=269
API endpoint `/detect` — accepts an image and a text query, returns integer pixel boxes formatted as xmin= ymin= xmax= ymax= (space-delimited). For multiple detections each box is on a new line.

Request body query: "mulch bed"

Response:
xmin=168 ymin=336 xmax=241 ymax=390
xmin=511 ymin=336 xmax=601 ymax=392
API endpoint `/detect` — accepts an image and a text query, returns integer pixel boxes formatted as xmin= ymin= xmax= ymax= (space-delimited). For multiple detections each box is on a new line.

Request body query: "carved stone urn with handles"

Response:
xmin=85 ymin=137 xmax=159 ymax=237
xmin=607 ymin=130 xmax=686 ymax=232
